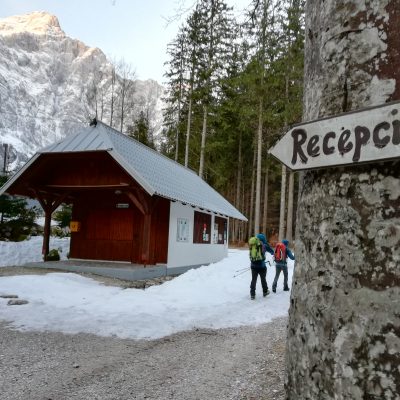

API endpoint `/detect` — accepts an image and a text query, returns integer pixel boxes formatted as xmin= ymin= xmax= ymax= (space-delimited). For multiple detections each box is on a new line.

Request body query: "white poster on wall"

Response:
xmin=213 ymin=223 xmax=219 ymax=244
xmin=177 ymin=218 xmax=189 ymax=242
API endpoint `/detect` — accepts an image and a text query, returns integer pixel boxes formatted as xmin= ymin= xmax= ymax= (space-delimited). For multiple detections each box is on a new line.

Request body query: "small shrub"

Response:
xmin=51 ymin=225 xmax=70 ymax=238
xmin=45 ymin=249 xmax=60 ymax=261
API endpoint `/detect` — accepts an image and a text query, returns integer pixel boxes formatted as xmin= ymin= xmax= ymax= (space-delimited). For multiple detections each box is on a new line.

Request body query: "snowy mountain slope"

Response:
xmin=0 ymin=11 xmax=164 ymax=172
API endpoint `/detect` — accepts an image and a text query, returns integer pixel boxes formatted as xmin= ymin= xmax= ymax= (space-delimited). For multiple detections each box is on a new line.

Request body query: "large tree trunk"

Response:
xmin=199 ymin=104 xmax=207 ymax=178
xmin=174 ymin=96 xmax=181 ymax=162
xmin=254 ymin=99 xmax=263 ymax=234
xmin=262 ymin=166 xmax=269 ymax=234
xmin=240 ymin=182 xmax=246 ymax=242
xmin=248 ymin=146 xmax=257 ymax=238
xmin=233 ymin=133 xmax=243 ymax=243
xmin=184 ymin=95 xmax=193 ymax=168
xmin=286 ymin=1 xmax=400 ymax=398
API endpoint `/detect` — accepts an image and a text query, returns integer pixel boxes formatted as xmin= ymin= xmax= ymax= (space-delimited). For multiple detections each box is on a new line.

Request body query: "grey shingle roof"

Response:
xmin=5 ymin=122 xmax=247 ymax=221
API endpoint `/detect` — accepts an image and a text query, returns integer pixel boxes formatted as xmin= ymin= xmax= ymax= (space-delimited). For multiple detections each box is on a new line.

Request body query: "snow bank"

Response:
xmin=0 ymin=249 xmax=294 ymax=340
xmin=0 ymin=236 xmax=70 ymax=267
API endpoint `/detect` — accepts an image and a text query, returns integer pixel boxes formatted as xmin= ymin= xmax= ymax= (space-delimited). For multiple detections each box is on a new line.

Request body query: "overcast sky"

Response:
xmin=1 ymin=0 xmax=250 ymax=83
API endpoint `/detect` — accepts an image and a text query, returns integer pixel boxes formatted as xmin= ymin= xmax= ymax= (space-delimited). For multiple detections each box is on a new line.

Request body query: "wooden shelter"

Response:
xmin=0 ymin=121 xmax=246 ymax=270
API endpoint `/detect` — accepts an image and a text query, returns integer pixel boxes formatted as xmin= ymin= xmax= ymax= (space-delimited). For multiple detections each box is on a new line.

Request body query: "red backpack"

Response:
xmin=274 ymin=242 xmax=286 ymax=262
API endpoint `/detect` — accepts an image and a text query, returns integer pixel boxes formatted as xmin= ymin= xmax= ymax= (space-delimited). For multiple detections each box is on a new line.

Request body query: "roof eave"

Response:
xmin=0 ymin=153 xmax=41 ymax=196
xmin=155 ymin=192 xmax=247 ymax=221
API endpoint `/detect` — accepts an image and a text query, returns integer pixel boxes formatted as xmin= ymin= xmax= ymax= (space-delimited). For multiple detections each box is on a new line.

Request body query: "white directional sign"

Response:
xmin=268 ymin=101 xmax=400 ymax=171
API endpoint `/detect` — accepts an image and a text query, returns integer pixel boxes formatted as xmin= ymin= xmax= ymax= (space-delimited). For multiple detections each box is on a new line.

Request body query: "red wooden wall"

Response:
xmin=7 ymin=151 xmax=171 ymax=264
xmin=70 ymin=192 xmax=170 ymax=264
xmin=70 ymin=192 xmax=142 ymax=262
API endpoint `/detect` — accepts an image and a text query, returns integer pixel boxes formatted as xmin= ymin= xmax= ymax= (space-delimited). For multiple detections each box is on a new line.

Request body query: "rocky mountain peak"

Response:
xmin=0 ymin=11 xmax=65 ymax=37
xmin=0 ymin=11 xmax=164 ymax=173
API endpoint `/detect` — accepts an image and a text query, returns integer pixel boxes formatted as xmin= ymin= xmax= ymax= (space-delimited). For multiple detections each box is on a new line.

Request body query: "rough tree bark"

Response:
xmin=286 ymin=1 xmax=400 ymax=399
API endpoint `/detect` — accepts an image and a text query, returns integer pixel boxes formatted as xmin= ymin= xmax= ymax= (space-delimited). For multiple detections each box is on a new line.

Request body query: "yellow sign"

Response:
xmin=70 ymin=221 xmax=81 ymax=232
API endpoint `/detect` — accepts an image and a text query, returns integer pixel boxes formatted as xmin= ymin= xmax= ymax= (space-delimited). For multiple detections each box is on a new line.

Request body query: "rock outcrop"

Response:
xmin=0 ymin=11 xmax=164 ymax=171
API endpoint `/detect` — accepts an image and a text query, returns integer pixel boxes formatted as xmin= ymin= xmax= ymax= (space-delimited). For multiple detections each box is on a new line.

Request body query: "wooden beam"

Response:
xmin=35 ymin=190 xmax=71 ymax=213
xmin=45 ymin=183 xmax=130 ymax=189
xmin=134 ymin=188 xmax=152 ymax=214
xmin=125 ymin=192 xmax=146 ymax=215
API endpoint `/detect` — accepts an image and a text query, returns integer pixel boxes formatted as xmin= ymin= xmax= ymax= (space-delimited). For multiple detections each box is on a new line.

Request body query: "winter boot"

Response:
xmin=263 ymin=289 xmax=270 ymax=297
xmin=283 ymin=286 xmax=290 ymax=291
xmin=250 ymin=293 xmax=255 ymax=300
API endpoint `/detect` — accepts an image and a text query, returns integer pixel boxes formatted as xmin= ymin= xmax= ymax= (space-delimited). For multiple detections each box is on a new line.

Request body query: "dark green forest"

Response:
xmin=161 ymin=0 xmax=305 ymax=244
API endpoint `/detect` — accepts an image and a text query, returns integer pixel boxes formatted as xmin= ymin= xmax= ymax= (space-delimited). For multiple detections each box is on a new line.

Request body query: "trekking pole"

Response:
xmin=233 ymin=267 xmax=250 ymax=278
xmin=235 ymin=266 xmax=250 ymax=273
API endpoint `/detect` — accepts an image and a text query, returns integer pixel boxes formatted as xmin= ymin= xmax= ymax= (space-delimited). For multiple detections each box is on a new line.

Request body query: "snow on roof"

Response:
xmin=2 ymin=122 xmax=247 ymax=221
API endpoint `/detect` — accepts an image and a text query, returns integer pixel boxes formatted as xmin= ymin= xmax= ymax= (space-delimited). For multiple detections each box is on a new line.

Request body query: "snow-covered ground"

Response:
xmin=0 ymin=239 xmax=294 ymax=340
xmin=0 ymin=236 xmax=70 ymax=267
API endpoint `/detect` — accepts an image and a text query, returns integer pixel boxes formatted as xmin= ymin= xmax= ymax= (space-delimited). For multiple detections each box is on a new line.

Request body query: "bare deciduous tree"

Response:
xmin=116 ymin=59 xmax=136 ymax=133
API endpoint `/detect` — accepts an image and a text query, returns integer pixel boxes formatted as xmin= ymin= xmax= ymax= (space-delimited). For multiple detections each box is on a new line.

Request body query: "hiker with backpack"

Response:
xmin=272 ymin=239 xmax=295 ymax=293
xmin=248 ymin=233 xmax=274 ymax=300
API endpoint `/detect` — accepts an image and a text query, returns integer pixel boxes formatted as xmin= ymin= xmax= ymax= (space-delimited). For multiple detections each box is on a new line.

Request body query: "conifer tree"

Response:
xmin=161 ymin=0 xmax=305 ymax=238
xmin=205 ymin=37 xmax=252 ymax=241
xmin=163 ymin=10 xmax=203 ymax=168
xmin=0 ymin=175 xmax=39 ymax=240
xmin=194 ymin=0 xmax=235 ymax=178
xmin=245 ymin=0 xmax=284 ymax=234
xmin=164 ymin=31 xmax=186 ymax=162
xmin=184 ymin=9 xmax=203 ymax=168
xmin=128 ymin=111 xmax=154 ymax=148
xmin=278 ymin=0 xmax=305 ymax=240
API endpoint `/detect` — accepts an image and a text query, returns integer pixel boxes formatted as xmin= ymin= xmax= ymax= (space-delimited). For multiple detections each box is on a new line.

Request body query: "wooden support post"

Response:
xmin=34 ymin=190 xmax=70 ymax=261
xmin=126 ymin=189 xmax=159 ymax=265
xmin=42 ymin=209 xmax=52 ymax=258
xmin=141 ymin=213 xmax=151 ymax=265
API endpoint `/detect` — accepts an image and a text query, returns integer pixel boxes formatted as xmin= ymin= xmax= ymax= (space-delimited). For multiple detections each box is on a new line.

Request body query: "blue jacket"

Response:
xmin=251 ymin=233 xmax=274 ymax=269
xmin=256 ymin=234 xmax=274 ymax=255
xmin=275 ymin=239 xmax=295 ymax=267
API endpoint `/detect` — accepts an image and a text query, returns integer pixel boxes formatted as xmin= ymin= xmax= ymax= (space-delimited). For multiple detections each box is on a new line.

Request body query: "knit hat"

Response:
xmin=256 ymin=233 xmax=267 ymax=244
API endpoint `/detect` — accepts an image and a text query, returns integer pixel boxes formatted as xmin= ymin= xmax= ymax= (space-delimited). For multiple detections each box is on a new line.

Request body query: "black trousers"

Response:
xmin=250 ymin=267 xmax=268 ymax=296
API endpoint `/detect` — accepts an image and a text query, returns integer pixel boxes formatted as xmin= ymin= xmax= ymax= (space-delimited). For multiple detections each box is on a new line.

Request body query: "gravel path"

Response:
xmin=0 ymin=267 xmax=288 ymax=400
